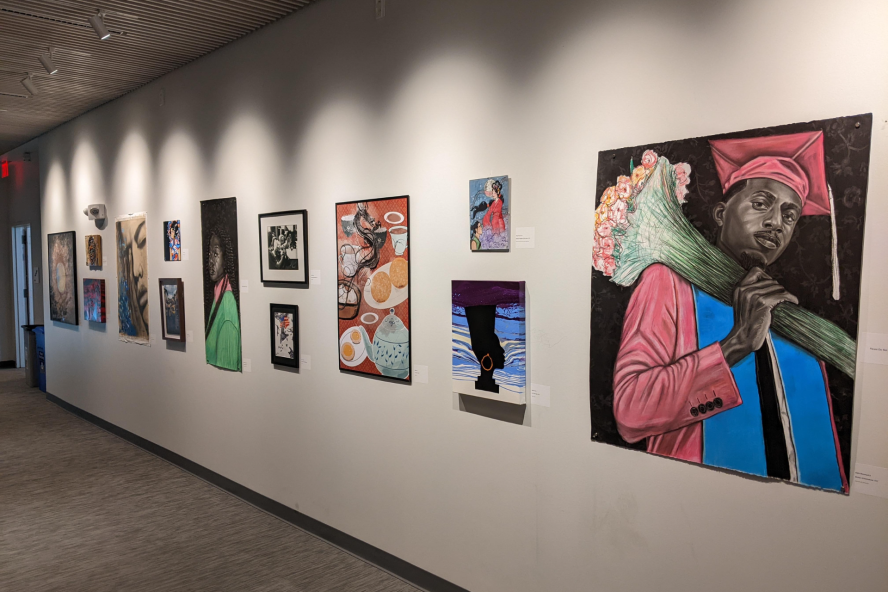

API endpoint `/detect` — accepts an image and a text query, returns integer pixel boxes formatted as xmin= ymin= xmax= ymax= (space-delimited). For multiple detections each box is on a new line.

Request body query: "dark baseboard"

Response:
xmin=0 ymin=360 xmax=16 ymax=369
xmin=46 ymin=393 xmax=469 ymax=592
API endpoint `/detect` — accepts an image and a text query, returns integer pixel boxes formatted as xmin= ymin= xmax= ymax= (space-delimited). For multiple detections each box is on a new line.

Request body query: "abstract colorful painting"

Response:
xmin=336 ymin=196 xmax=410 ymax=381
xmin=48 ymin=231 xmax=78 ymax=325
xmin=116 ymin=213 xmax=149 ymax=344
xmin=452 ymin=281 xmax=526 ymax=404
xmin=164 ymin=220 xmax=181 ymax=261
xmin=85 ymin=234 xmax=102 ymax=267
xmin=589 ymin=114 xmax=873 ymax=494
xmin=83 ymin=279 xmax=106 ymax=323
xmin=270 ymin=303 xmax=298 ymax=367
xmin=159 ymin=278 xmax=185 ymax=342
xmin=469 ymin=175 xmax=510 ymax=251
xmin=259 ymin=210 xmax=308 ymax=285
xmin=201 ymin=197 xmax=241 ymax=371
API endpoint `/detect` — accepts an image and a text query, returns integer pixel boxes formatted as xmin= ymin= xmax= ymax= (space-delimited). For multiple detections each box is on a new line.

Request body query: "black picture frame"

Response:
xmin=259 ymin=210 xmax=309 ymax=285
xmin=158 ymin=278 xmax=186 ymax=342
xmin=270 ymin=303 xmax=299 ymax=367
xmin=335 ymin=195 xmax=411 ymax=383
xmin=47 ymin=230 xmax=79 ymax=325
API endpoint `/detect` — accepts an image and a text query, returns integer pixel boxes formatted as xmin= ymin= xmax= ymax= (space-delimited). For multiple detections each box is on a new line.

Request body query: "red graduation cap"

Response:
xmin=708 ymin=130 xmax=840 ymax=299
xmin=709 ymin=131 xmax=829 ymax=216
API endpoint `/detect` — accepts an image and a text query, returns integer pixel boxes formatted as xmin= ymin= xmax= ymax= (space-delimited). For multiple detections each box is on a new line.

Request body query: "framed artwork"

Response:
xmin=336 ymin=196 xmax=410 ymax=381
xmin=469 ymin=175 xmax=510 ymax=251
xmin=83 ymin=279 xmax=106 ymax=323
xmin=85 ymin=234 xmax=102 ymax=267
xmin=159 ymin=278 xmax=185 ymax=342
xmin=47 ymin=231 xmax=78 ymax=324
xmin=201 ymin=197 xmax=241 ymax=372
xmin=270 ymin=303 xmax=299 ymax=367
xmin=452 ymin=281 xmax=526 ymax=404
xmin=116 ymin=212 xmax=149 ymax=344
xmin=164 ymin=220 xmax=181 ymax=261
xmin=258 ymin=210 xmax=308 ymax=284
xmin=589 ymin=114 xmax=873 ymax=494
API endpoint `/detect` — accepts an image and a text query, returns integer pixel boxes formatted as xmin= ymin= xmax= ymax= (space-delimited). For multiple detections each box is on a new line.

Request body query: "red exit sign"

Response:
xmin=1 ymin=161 xmax=7 ymax=178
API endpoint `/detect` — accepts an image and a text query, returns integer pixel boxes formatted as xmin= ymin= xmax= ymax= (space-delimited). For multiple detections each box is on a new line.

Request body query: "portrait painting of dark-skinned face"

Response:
xmin=452 ymin=280 xmax=526 ymax=405
xmin=116 ymin=213 xmax=149 ymax=343
xmin=201 ymin=197 xmax=241 ymax=372
xmin=590 ymin=114 xmax=872 ymax=494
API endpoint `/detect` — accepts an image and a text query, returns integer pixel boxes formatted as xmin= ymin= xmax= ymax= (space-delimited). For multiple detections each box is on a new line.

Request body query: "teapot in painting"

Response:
xmin=358 ymin=308 xmax=410 ymax=379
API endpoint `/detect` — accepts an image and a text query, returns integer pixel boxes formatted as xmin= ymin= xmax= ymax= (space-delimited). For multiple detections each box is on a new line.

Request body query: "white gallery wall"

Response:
xmin=33 ymin=0 xmax=888 ymax=590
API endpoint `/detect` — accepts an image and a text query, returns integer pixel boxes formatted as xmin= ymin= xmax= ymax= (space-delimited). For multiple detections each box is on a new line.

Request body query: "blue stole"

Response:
xmin=692 ymin=287 xmax=843 ymax=492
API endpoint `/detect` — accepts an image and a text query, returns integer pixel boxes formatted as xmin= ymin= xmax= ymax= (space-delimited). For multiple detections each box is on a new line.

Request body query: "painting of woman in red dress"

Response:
xmin=469 ymin=175 xmax=510 ymax=251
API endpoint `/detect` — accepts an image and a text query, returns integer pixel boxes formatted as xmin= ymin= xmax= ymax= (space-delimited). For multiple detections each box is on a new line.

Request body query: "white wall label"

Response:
xmin=300 ymin=354 xmax=311 ymax=369
xmin=413 ymin=364 xmax=428 ymax=383
xmin=531 ymin=383 xmax=551 ymax=407
xmin=186 ymin=330 xmax=194 ymax=343
xmin=864 ymin=332 xmax=888 ymax=365
xmin=243 ymin=358 xmax=252 ymax=373
xmin=240 ymin=280 xmax=249 ymax=293
xmin=852 ymin=463 xmax=888 ymax=499
xmin=149 ymin=336 xmax=156 ymax=345
xmin=102 ymin=256 xmax=107 ymax=267
xmin=309 ymin=270 xmax=321 ymax=285
xmin=515 ymin=227 xmax=535 ymax=248
xmin=182 ymin=248 xmax=189 ymax=261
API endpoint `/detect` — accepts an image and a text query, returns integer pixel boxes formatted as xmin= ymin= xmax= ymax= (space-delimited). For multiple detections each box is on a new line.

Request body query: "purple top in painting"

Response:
xmin=452 ymin=280 xmax=525 ymax=309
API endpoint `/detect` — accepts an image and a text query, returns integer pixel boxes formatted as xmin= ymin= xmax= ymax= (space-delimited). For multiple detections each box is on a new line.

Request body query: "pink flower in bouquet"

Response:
xmin=641 ymin=149 xmax=658 ymax=169
xmin=600 ymin=186 xmax=617 ymax=206
xmin=593 ymin=252 xmax=616 ymax=276
xmin=598 ymin=235 xmax=615 ymax=255
xmin=610 ymin=198 xmax=629 ymax=228
xmin=597 ymin=220 xmax=613 ymax=238
xmin=616 ymin=175 xmax=632 ymax=199
xmin=674 ymin=162 xmax=692 ymax=203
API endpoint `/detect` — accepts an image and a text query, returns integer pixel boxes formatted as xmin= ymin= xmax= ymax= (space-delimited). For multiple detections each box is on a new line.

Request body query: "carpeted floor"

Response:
xmin=0 ymin=369 xmax=419 ymax=592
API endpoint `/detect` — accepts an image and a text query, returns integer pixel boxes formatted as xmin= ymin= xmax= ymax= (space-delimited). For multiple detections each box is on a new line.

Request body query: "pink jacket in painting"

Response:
xmin=613 ymin=264 xmax=743 ymax=462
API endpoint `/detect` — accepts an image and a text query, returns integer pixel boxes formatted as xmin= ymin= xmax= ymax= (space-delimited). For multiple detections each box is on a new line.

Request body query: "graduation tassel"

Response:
xmin=828 ymin=184 xmax=840 ymax=300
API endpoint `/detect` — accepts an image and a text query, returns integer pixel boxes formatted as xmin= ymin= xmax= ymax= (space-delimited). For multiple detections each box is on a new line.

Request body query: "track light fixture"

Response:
xmin=39 ymin=47 xmax=58 ymax=75
xmin=21 ymin=74 xmax=38 ymax=96
xmin=88 ymin=11 xmax=111 ymax=40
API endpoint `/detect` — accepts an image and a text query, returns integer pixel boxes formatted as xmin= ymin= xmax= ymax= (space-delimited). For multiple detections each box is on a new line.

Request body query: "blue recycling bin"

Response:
xmin=34 ymin=326 xmax=46 ymax=393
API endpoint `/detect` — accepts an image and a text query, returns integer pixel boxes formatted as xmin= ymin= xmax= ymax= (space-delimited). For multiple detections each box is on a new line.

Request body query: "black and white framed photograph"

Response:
xmin=158 ymin=278 xmax=186 ymax=342
xmin=259 ymin=210 xmax=308 ymax=285
xmin=270 ymin=303 xmax=299 ymax=367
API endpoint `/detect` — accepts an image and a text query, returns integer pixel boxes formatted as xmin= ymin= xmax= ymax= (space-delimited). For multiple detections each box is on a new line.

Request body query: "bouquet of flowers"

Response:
xmin=593 ymin=151 xmax=856 ymax=378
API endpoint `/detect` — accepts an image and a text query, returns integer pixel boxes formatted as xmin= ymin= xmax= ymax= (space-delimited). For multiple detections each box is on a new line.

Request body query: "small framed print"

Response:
xmin=259 ymin=210 xmax=308 ymax=285
xmin=270 ymin=303 xmax=299 ymax=367
xmin=158 ymin=278 xmax=186 ymax=342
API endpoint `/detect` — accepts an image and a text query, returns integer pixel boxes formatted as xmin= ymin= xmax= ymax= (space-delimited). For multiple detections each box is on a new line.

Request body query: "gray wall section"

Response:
xmin=0 ymin=140 xmax=42 ymax=362
xmin=21 ymin=0 xmax=888 ymax=591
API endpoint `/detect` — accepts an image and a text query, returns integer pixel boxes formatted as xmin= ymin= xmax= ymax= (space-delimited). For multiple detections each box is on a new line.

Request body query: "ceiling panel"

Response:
xmin=0 ymin=0 xmax=317 ymax=154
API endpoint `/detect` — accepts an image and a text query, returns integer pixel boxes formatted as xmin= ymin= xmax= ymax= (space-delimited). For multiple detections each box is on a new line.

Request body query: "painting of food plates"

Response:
xmin=336 ymin=196 xmax=411 ymax=381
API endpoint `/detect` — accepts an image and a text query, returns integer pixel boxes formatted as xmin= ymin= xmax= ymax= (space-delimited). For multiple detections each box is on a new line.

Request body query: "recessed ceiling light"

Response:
xmin=88 ymin=12 xmax=111 ymax=40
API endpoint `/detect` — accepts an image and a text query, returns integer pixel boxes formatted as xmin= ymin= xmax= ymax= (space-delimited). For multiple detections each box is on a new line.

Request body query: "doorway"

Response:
xmin=12 ymin=225 xmax=34 ymax=368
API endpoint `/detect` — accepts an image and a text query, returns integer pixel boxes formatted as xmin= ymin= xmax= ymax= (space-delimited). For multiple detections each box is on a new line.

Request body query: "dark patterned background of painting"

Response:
xmin=589 ymin=114 xmax=872 ymax=475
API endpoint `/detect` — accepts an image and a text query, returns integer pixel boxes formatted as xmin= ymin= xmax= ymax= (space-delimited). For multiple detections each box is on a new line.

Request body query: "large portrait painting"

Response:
xmin=201 ymin=197 xmax=241 ymax=372
xmin=48 ymin=231 xmax=78 ymax=325
xmin=116 ymin=213 xmax=149 ymax=344
xmin=336 ymin=196 xmax=410 ymax=381
xmin=452 ymin=281 xmax=526 ymax=404
xmin=590 ymin=114 xmax=872 ymax=494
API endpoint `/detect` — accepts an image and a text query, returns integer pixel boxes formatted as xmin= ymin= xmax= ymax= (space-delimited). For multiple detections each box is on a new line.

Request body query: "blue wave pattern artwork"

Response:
xmin=452 ymin=302 xmax=526 ymax=395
